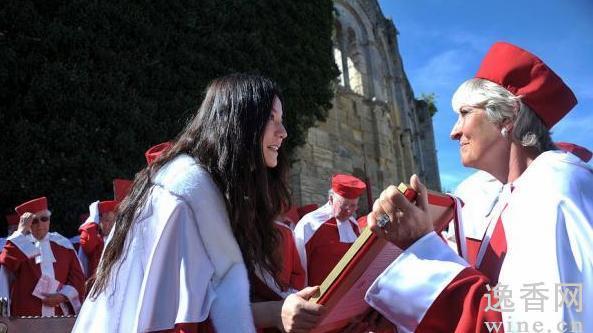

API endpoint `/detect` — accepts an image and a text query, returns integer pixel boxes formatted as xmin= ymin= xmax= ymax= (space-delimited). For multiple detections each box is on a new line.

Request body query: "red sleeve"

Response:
xmin=416 ymin=268 xmax=503 ymax=333
xmin=79 ymin=223 xmax=102 ymax=256
xmin=0 ymin=240 xmax=28 ymax=273
xmin=288 ymin=234 xmax=306 ymax=290
xmin=60 ymin=247 xmax=87 ymax=311
xmin=69 ymin=248 xmax=86 ymax=296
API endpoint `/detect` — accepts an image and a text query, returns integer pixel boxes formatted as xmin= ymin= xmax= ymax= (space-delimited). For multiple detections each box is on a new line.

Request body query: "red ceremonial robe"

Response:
xmin=79 ymin=223 xmax=103 ymax=279
xmin=305 ymin=217 xmax=360 ymax=287
xmin=0 ymin=232 xmax=85 ymax=317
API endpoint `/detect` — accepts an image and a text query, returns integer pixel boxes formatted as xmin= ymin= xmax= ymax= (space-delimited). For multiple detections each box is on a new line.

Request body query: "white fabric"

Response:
xmin=81 ymin=200 xmax=100 ymax=228
xmin=495 ymin=151 xmax=593 ymax=331
xmin=452 ymin=170 xmax=502 ymax=240
xmin=293 ymin=202 xmax=359 ymax=278
xmin=73 ymin=155 xmax=255 ymax=333
xmin=365 ymin=232 xmax=468 ymax=333
xmin=47 ymin=233 xmax=76 ymax=251
xmin=336 ymin=217 xmax=359 ymax=243
xmin=254 ymin=266 xmax=294 ymax=299
xmin=59 ymin=284 xmax=81 ymax=314
xmin=34 ymin=235 xmax=57 ymax=316
xmin=7 ymin=231 xmax=40 ymax=259
xmin=368 ymin=150 xmax=593 ymax=332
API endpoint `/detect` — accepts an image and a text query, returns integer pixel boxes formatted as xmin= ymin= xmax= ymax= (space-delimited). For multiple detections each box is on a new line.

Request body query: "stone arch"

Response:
xmin=333 ymin=20 xmax=347 ymax=87
xmin=345 ymin=27 xmax=365 ymax=95
xmin=334 ymin=1 xmax=372 ymax=97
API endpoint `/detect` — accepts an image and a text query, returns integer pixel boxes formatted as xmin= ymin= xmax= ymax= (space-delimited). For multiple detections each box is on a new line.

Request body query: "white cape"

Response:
xmin=73 ymin=155 xmax=255 ymax=333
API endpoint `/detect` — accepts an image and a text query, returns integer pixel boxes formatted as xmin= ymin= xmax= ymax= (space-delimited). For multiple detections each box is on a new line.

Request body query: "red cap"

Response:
xmin=331 ymin=174 xmax=366 ymax=199
xmin=297 ymin=204 xmax=319 ymax=219
xmin=5 ymin=213 xmax=19 ymax=226
xmin=556 ymin=142 xmax=592 ymax=162
xmin=15 ymin=197 xmax=48 ymax=216
xmin=283 ymin=206 xmax=300 ymax=224
xmin=145 ymin=142 xmax=173 ymax=165
xmin=475 ymin=42 xmax=577 ymax=128
xmin=113 ymin=178 xmax=133 ymax=201
xmin=98 ymin=200 xmax=118 ymax=214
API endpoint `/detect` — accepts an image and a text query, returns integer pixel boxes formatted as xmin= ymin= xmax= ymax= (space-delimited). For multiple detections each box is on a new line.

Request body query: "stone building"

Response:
xmin=289 ymin=0 xmax=441 ymax=213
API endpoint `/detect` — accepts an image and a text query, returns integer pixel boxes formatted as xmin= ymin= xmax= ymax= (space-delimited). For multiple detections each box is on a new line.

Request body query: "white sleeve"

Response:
xmin=365 ymin=232 xmax=469 ymax=333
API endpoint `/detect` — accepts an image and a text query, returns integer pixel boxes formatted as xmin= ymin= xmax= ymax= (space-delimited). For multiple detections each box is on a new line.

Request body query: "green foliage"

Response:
xmin=419 ymin=93 xmax=438 ymax=117
xmin=0 ymin=0 xmax=338 ymax=235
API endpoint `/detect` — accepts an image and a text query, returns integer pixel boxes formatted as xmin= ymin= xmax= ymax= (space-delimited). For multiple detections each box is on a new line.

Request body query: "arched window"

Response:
xmin=333 ymin=21 xmax=347 ymax=87
xmin=346 ymin=28 xmax=364 ymax=95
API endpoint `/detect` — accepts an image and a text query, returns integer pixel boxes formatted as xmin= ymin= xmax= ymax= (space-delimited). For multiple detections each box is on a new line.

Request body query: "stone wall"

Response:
xmin=289 ymin=0 xmax=441 ymax=213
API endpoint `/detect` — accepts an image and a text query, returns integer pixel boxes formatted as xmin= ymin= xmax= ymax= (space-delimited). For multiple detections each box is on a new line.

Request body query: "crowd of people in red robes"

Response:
xmin=2 ymin=42 xmax=593 ymax=333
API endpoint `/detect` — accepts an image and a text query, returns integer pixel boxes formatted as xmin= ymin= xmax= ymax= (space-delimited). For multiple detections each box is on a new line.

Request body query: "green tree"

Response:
xmin=0 ymin=0 xmax=338 ymax=235
xmin=419 ymin=92 xmax=438 ymax=117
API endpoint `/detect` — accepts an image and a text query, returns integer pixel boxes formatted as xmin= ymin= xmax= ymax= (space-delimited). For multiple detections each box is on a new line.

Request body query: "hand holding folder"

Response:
xmin=309 ymin=176 xmax=456 ymax=332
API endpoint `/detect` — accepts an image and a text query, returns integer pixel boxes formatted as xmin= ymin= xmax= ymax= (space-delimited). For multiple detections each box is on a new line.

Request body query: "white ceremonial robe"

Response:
xmin=73 ymin=155 xmax=255 ymax=333
xmin=365 ymin=150 xmax=593 ymax=333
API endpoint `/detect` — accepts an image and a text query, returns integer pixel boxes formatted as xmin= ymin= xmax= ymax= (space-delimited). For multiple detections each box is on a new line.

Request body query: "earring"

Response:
xmin=501 ymin=127 xmax=508 ymax=138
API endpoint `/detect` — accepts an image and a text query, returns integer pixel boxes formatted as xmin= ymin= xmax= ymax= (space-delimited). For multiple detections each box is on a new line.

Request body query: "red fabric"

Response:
xmin=250 ymin=224 xmax=305 ymax=333
xmin=297 ymin=204 xmax=318 ymax=219
xmin=0 ymin=239 xmax=85 ymax=316
xmin=357 ymin=215 xmax=368 ymax=229
xmin=5 ymin=213 xmax=19 ymax=226
xmin=145 ymin=142 xmax=173 ymax=165
xmin=276 ymin=224 xmax=306 ymax=291
xmin=15 ymin=197 xmax=48 ymax=215
xmin=98 ymin=200 xmax=118 ymax=214
xmin=415 ymin=267 xmax=504 ymax=333
xmin=305 ymin=218 xmax=360 ymax=286
xmin=79 ymin=223 xmax=104 ymax=279
xmin=283 ymin=206 xmax=300 ymax=226
xmin=113 ymin=178 xmax=133 ymax=201
xmin=477 ymin=218 xmax=507 ymax=285
xmin=466 ymin=237 xmax=482 ymax=267
xmin=332 ymin=174 xmax=366 ymax=199
xmin=412 ymin=216 xmax=509 ymax=332
xmin=251 ymin=224 xmax=306 ymax=301
xmin=555 ymin=142 xmax=592 ymax=162
xmin=475 ymin=42 xmax=576 ymax=128
xmin=152 ymin=320 xmax=215 ymax=333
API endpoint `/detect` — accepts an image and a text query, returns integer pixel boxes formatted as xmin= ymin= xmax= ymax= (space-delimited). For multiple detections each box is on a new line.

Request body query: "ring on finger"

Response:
xmin=377 ymin=213 xmax=391 ymax=229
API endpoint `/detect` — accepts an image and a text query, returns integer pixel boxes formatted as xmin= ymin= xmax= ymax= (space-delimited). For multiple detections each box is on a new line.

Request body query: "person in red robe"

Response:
xmin=0 ymin=197 xmax=85 ymax=316
xmin=78 ymin=200 xmax=117 ymax=279
xmin=294 ymin=174 xmax=366 ymax=286
xmin=365 ymin=42 xmax=593 ymax=333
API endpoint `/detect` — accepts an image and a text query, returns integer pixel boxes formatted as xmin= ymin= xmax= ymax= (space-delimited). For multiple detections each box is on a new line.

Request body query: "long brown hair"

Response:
xmin=91 ymin=73 xmax=291 ymax=297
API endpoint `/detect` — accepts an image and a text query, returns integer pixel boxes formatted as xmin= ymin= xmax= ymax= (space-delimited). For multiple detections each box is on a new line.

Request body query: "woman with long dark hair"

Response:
xmin=73 ymin=73 xmax=324 ymax=332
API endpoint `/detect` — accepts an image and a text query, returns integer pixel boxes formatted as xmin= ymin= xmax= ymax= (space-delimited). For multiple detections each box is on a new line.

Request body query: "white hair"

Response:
xmin=452 ymin=78 xmax=555 ymax=153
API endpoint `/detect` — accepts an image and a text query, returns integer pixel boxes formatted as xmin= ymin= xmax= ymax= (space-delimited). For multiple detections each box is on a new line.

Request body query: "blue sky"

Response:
xmin=378 ymin=0 xmax=593 ymax=191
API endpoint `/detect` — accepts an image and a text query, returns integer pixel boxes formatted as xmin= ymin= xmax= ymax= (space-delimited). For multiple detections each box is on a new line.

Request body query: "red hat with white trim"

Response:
xmin=555 ymin=142 xmax=592 ymax=162
xmin=331 ymin=174 xmax=366 ymax=199
xmin=145 ymin=142 xmax=173 ymax=165
xmin=475 ymin=42 xmax=577 ymax=129
xmin=15 ymin=197 xmax=48 ymax=216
